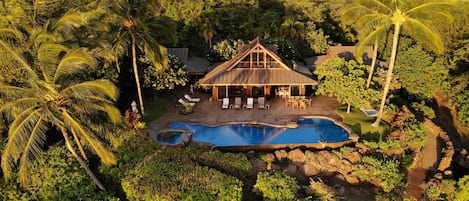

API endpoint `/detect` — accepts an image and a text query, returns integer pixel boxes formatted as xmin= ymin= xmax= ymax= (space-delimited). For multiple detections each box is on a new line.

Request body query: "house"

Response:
xmin=166 ymin=48 xmax=212 ymax=75
xmin=200 ymin=37 xmax=318 ymax=101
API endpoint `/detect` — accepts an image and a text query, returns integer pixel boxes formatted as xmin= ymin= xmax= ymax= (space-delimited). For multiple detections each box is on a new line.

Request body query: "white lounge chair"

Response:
xmin=178 ymin=98 xmax=195 ymax=107
xmin=184 ymin=94 xmax=200 ymax=102
xmin=244 ymin=97 xmax=254 ymax=109
xmin=234 ymin=97 xmax=242 ymax=109
xmin=222 ymin=98 xmax=230 ymax=109
xmin=257 ymin=97 xmax=270 ymax=109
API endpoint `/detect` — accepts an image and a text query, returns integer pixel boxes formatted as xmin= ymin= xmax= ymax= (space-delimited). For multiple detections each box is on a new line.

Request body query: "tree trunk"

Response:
xmin=60 ymin=127 xmax=106 ymax=191
xmin=366 ymin=39 xmax=379 ymax=88
xmin=132 ymin=36 xmax=145 ymax=115
xmin=373 ymin=24 xmax=401 ymax=127
xmin=71 ymin=128 xmax=88 ymax=161
xmin=347 ymin=103 xmax=351 ymax=113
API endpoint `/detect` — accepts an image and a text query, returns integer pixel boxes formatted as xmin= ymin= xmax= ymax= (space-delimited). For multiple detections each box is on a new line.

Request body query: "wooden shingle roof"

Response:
xmin=200 ymin=37 xmax=318 ymax=86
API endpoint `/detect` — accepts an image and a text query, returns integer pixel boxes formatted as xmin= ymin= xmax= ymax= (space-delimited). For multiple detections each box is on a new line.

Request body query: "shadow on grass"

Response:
xmin=337 ymin=106 xmax=391 ymax=142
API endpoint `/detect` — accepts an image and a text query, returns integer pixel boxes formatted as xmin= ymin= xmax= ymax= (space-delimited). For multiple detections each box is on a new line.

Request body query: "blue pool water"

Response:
xmin=168 ymin=118 xmax=349 ymax=147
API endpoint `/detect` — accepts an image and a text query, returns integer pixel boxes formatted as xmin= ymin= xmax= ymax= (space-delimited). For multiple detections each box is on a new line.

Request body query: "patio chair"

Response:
xmin=178 ymin=98 xmax=196 ymax=107
xmin=244 ymin=97 xmax=254 ymax=109
xmin=234 ymin=97 xmax=242 ymax=109
xmin=292 ymin=100 xmax=299 ymax=109
xmin=257 ymin=97 xmax=270 ymax=109
xmin=221 ymin=98 xmax=230 ymax=109
xmin=184 ymin=94 xmax=201 ymax=102
xmin=299 ymin=101 xmax=306 ymax=110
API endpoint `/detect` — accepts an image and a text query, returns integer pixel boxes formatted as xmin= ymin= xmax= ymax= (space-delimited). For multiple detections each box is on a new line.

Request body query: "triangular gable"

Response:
xmin=200 ymin=37 xmax=318 ymax=86
xmin=226 ymin=37 xmax=291 ymax=71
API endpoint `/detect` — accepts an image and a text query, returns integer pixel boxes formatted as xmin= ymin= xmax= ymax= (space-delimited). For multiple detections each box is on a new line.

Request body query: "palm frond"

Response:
xmin=50 ymin=11 xmax=89 ymax=34
xmin=405 ymin=18 xmax=444 ymax=54
xmin=61 ymin=79 xmax=119 ymax=101
xmin=1 ymin=107 xmax=44 ymax=179
xmin=0 ymin=40 xmax=37 ymax=80
xmin=61 ymin=111 xmax=116 ymax=165
xmin=405 ymin=2 xmax=456 ymax=16
xmin=54 ymin=49 xmax=98 ymax=82
xmin=17 ymin=117 xmax=48 ymax=186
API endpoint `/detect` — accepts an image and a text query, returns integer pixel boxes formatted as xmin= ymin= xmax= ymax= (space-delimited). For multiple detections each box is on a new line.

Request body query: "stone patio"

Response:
xmin=146 ymin=91 xmax=343 ymax=132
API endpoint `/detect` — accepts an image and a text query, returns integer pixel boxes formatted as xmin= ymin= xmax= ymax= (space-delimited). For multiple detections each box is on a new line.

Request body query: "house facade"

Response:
xmin=200 ymin=37 xmax=318 ymax=101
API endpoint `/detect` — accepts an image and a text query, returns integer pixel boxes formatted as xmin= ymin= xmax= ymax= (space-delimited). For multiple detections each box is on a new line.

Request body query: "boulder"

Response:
xmin=288 ymin=149 xmax=306 ymax=163
xmin=300 ymin=164 xmax=320 ymax=176
xmin=343 ymin=173 xmax=360 ymax=185
xmin=274 ymin=149 xmax=288 ymax=161
xmin=343 ymin=151 xmax=361 ymax=164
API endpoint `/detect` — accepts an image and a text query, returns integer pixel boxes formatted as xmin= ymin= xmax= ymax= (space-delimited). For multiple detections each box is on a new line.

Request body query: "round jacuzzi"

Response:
xmin=151 ymin=129 xmax=193 ymax=147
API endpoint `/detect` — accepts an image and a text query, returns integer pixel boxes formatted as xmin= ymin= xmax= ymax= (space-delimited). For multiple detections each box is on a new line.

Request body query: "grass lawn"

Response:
xmin=140 ymin=97 xmax=168 ymax=123
xmin=336 ymin=106 xmax=391 ymax=142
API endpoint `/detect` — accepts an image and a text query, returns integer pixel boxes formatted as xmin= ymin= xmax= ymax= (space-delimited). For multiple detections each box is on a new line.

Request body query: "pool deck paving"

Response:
xmin=147 ymin=92 xmax=342 ymax=132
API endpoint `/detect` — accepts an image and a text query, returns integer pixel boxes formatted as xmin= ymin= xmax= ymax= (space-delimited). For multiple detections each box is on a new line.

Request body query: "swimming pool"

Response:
xmin=168 ymin=118 xmax=350 ymax=148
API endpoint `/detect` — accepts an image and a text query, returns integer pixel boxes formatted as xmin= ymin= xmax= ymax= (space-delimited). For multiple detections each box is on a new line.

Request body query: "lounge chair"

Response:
xmin=244 ymin=97 xmax=254 ymax=109
xmin=257 ymin=97 xmax=270 ymax=109
xmin=234 ymin=97 xmax=242 ymax=109
xmin=184 ymin=94 xmax=201 ymax=102
xmin=221 ymin=98 xmax=230 ymax=109
xmin=178 ymin=98 xmax=196 ymax=107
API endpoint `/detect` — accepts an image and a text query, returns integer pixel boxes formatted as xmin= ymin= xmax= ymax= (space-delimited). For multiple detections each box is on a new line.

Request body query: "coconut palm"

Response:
xmin=344 ymin=0 xmax=454 ymax=126
xmin=111 ymin=0 xmax=176 ymax=115
xmin=343 ymin=1 xmax=392 ymax=89
xmin=0 ymin=28 xmax=120 ymax=190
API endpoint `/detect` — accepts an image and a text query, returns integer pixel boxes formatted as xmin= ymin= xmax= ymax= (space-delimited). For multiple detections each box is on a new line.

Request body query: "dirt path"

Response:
xmin=405 ymin=119 xmax=441 ymax=200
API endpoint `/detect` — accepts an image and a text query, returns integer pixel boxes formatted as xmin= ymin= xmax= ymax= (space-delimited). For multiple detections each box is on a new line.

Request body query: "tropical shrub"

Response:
xmin=454 ymin=90 xmax=469 ymax=126
xmin=121 ymin=149 xmax=243 ymax=201
xmin=352 ymin=156 xmax=405 ymax=192
xmin=307 ymin=178 xmax=336 ymax=201
xmin=265 ymin=37 xmax=300 ymax=61
xmin=195 ymin=147 xmax=253 ymax=177
xmin=211 ymin=39 xmax=246 ymax=61
xmin=403 ymin=118 xmax=428 ymax=151
xmin=254 ymin=171 xmax=297 ymax=201
xmin=141 ymin=54 xmax=189 ymax=91
xmin=424 ymin=179 xmax=456 ymax=201
xmin=456 ymin=175 xmax=469 ymax=201
xmin=27 ymin=145 xmax=118 ymax=201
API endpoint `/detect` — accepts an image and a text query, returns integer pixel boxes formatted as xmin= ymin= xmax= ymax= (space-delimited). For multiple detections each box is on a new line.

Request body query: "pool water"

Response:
xmin=169 ymin=118 xmax=349 ymax=147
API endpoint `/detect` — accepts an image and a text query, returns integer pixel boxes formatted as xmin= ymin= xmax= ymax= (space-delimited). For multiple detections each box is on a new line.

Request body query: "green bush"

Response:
xmin=456 ymin=175 xmax=469 ymax=201
xmin=195 ymin=147 xmax=253 ymax=177
xmin=121 ymin=146 xmax=243 ymax=201
xmin=28 ymin=145 xmax=118 ymax=201
xmin=403 ymin=118 xmax=428 ymax=150
xmin=424 ymin=179 xmax=456 ymax=201
xmin=254 ymin=171 xmax=297 ymax=201
xmin=307 ymin=178 xmax=336 ymax=201
xmin=352 ymin=156 xmax=405 ymax=193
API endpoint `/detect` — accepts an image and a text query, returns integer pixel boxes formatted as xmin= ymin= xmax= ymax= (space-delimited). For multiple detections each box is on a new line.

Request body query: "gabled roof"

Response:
xmin=200 ymin=37 xmax=318 ymax=86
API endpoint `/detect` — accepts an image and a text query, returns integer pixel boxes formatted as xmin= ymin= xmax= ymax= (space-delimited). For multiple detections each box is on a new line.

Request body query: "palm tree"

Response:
xmin=344 ymin=0 xmax=454 ymax=126
xmin=111 ymin=0 xmax=176 ymax=115
xmin=343 ymin=1 xmax=391 ymax=89
xmin=0 ymin=27 xmax=120 ymax=190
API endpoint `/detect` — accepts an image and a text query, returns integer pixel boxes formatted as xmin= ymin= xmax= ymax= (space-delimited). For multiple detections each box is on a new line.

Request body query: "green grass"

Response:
xmin=140 ymin=97 xmax=168 ymax=123
xmin=337 ymin=106 xmax=391 ymax=142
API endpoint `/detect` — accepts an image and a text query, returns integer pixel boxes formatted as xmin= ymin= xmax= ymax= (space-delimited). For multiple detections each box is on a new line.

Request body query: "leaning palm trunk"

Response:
xmin=61 ymin=127 xmax=106 ymax=191
xmin=132 ymin=36 xmax=145 ymax=114
xmin=366 ymin=39 xmax=379 ymax=88
xmin=373 ymin=24 xmax=401 ymax=127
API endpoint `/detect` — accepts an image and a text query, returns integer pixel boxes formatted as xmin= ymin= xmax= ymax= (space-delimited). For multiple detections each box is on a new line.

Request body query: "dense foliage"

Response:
xmin=352 ymin=156 xmax=405 ymax=193
xmin=315 ymin=57 xmax=379 ymax=113
xmin=254 ymin=171 xmax=298 ymax=201
xmin=142 ymin=54 xmax=189 ymax=90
